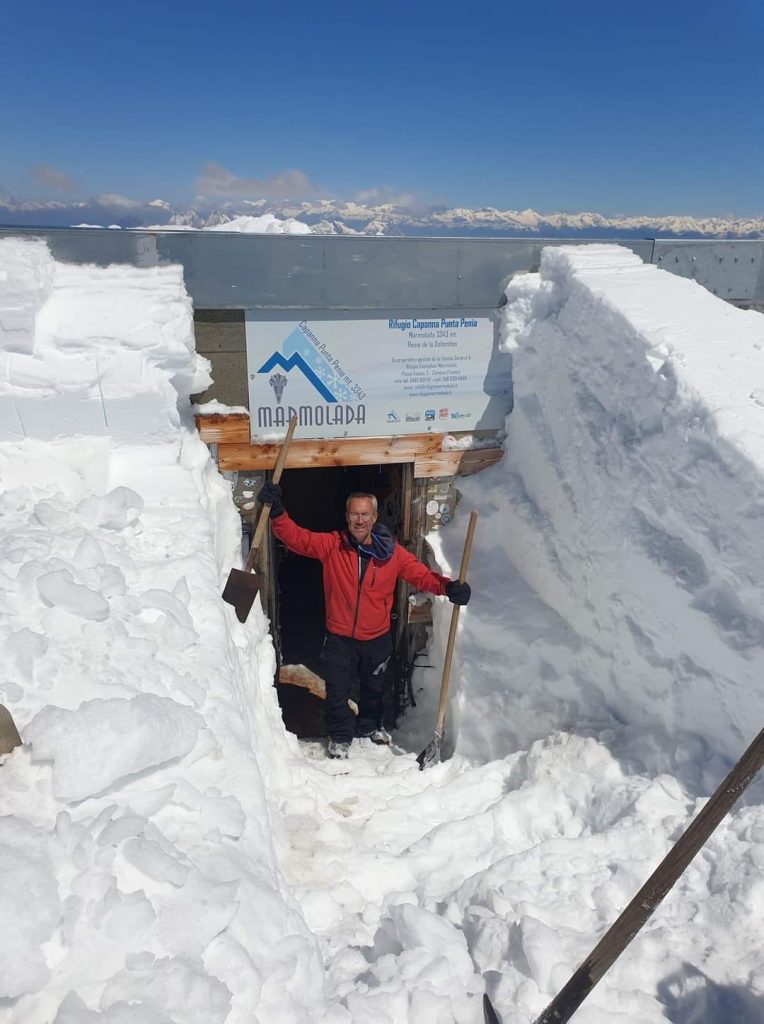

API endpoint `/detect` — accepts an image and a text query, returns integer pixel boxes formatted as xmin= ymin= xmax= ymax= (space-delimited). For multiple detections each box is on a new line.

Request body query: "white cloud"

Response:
xmin=196 ymin=162 xmax=319 ymax=199
xmin=352 ymin=186 xmax=422 ymax=210
xmin=30 ymin=165 xmax=78 ymax=191
xmin=92 ymin=193 xmax=148 ymax=209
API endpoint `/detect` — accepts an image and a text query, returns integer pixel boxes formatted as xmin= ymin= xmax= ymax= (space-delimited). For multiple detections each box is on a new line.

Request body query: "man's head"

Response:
xmin=345 ymin=492 xmax=378 ymax=545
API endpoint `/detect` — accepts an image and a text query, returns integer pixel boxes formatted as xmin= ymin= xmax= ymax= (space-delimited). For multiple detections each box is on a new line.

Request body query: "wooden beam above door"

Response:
xmin=196 ymin=413 xmax=503 ymax=476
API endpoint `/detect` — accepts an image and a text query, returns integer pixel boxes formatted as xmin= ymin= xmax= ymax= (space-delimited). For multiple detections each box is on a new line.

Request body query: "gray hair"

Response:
xmin=345 ymin=492 xmax=378 ymax=513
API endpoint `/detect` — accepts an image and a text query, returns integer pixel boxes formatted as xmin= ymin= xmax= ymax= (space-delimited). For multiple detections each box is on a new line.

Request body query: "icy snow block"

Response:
xmin=6 ymin=628 xmax=48 ymax=678
xmin=0 ymin=238 xmax=55 ymax=354
xmin=77 ymin=487 xmax=144 ymax=531
xmin=99 ymin=351 xmax=182 ymax=442
xmin=53 ymin=992 xmax=173 ymax=1024
xmin=13 ymin=392 xmax=107 ymax=440
xmin=0 ymin=305 xmax=38 ymax=354
xmin=0 ymin=818 xmax=61 ymax=998
xmin=24 ymin=694 xmax=205 ymax=802
xmin=123 ymin=835 xmax=190 ymax=887
xmin=101 ymin=956 xmax=232 ymax=1024
xmin=36 ymin=568 xmax=110 ymax=621
xmin=0 ymin=396 xmax=25 ymax=440
xmin=4 ymin=349 xmax=100 ymax=391
xmin=102 ymin=391 xmax=180 ymax=443
xmin=36 ymin=262 xmax=196 ymax=375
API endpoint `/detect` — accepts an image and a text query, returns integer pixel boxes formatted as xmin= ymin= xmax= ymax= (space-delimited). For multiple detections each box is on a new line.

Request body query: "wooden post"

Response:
xmin=530 ymin=726 xmax=764 ymax=1024
xmin=401 ymin=462 xmax=414 ymax=545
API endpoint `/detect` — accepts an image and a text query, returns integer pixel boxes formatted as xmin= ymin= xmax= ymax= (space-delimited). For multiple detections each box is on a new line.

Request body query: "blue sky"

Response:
xmin=2 ymin=0 xmax=763 ymax=217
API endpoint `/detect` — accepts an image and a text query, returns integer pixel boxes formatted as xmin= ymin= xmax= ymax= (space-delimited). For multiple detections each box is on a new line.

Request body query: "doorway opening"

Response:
xmin=272 ymin=462 xmax=408 ymax=738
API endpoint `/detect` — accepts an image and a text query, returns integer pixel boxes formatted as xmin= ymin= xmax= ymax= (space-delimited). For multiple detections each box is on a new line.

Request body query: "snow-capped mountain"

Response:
xmin=1 ymin=193 xmax=763 ymax=238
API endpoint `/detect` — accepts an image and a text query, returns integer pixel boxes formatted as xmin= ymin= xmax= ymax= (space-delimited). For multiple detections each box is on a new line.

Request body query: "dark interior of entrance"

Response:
xmin=274 ymin=463 xmax=405 ymax=737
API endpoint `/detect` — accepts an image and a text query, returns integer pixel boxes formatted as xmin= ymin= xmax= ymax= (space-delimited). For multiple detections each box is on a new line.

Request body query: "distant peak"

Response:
xmin=1 ymin=195 xmax=762 ymax=239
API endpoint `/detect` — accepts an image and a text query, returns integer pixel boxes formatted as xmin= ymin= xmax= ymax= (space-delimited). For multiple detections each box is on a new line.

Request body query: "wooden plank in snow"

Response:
xmin=195 ymin=413 xmax=250 ymax=444
xmin=278 ymin=665 xmax=358 ymax=714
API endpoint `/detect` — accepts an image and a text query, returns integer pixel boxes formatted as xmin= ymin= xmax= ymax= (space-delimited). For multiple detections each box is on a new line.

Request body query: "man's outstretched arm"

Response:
xmin=257 ymin=483 xmax=335 ymax=560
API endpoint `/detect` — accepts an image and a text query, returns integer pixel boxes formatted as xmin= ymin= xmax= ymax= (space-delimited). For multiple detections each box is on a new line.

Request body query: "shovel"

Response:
xmin=482 ymin=995 xmax=502 ymax=1024
xmin=417 ymin=509 xmax=478 ymax=770
xmin=222 ymin=416 xmax=297 ymax=623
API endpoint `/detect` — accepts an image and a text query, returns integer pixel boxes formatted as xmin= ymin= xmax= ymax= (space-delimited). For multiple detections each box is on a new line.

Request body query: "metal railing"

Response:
xmin=2 ymin=226 xmax=763 ymax=308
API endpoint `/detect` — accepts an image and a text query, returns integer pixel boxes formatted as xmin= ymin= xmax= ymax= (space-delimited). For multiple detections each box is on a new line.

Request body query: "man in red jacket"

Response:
xmin=258 ymin=482 xmax=471 ymax=758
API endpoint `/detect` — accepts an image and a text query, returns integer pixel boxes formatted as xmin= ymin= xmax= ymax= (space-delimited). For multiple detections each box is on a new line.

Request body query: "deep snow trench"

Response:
xmin=0 ymin=238 xmax=762 ymax=1024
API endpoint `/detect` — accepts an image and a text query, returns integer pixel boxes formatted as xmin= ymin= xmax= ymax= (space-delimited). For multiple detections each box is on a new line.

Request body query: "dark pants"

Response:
xmin=320 ymin=631 xmax=392 ymax=743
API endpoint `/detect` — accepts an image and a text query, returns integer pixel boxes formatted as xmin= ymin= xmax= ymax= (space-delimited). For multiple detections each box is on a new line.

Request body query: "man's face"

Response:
xmin=346 ymin=496 xmax=378 ymax=545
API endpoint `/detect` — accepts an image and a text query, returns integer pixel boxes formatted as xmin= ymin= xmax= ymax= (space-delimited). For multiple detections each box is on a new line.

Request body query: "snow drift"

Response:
xmin=0 ymin=238 xmax=325 ymax=1023
xmin=451 ymin=244 xmax=764 ymax=765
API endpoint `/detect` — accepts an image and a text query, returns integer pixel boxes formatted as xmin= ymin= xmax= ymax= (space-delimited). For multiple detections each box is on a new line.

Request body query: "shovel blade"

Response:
xmin=222 ymin=568 xmax=264 ymax=623
xmin=416 ymin=732 xmax=442 ymax=771
xmin=0 ymin=704 xmax=22 ymax=757
xmin=483 ymin=994 xmax=503 ymax=1024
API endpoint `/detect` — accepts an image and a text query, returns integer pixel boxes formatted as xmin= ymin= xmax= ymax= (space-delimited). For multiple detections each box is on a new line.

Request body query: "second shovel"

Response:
xmin=417 ymin=509 xmax=478 ymax=769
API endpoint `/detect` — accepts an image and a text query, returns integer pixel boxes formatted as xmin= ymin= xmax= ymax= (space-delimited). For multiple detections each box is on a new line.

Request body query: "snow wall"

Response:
xmin=0 ymin=238 xmax=326 ymax=1022
xmin=447 ymin=245 xmax=764 ymax=765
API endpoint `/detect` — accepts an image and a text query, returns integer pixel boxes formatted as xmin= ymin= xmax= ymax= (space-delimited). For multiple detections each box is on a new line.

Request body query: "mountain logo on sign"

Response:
xmin=257 ymin=351 xmax=337 ymax=403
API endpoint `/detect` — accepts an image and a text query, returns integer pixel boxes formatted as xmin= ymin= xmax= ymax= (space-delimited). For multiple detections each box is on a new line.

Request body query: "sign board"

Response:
xmin=245 ymin=313 xmax=511 ymax=440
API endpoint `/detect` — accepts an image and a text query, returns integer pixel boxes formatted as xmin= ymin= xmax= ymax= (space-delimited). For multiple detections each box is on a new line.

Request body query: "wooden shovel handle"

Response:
xmin=243 ymin=417 xmax=297 ymax=574
xmin=434 ymin=509 xmax=478 ymax=734
xmin=532 ymin=725 xmax=764 ymax=1024
xmin=456 ymin=509 xmax=477 ymax=584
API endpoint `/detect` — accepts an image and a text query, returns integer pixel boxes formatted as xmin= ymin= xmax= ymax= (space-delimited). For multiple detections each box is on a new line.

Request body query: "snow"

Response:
xmin=191 ymin=400 xmax=250 ymax=416
xmin=0 ymin=239 xmax=212 ymax=444
xmin=0 ymin=818 xmax=61 ymax=998
xmin=452 ymin=245 xmax=764 ymax=763
xmin=36 ymin=568 xmax=111 ymax=621
xmin=24 ymin=695 xmax=205 ymax=802
xmin=140 ymin=215 xmax=312 ymax=235
xmin=0 ymin=236 xmax=762 ymax=1024
xmin=202 ymin=214 xmax=311 ymax=235
xmin=0 ymin=237 xmax=324 ymax=1023
xmin=442 ymin=432 xmax=505 ymax=450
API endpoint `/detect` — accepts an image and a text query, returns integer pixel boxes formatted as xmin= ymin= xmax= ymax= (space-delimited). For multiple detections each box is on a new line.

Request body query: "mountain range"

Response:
xmin=1 ymin=194 xmax=763 ymax=239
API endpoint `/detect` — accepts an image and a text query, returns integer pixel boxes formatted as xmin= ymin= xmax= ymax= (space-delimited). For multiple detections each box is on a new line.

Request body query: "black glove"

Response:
xmin=257 ymin=481 xmax=285 ymax=518
xmin=445 ymin=580 xmax=471 ymax=606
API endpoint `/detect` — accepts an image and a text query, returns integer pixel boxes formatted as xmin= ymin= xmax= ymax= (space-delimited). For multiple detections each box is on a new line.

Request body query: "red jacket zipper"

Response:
xmin=350 ymin=552 xmax=371 ymax=639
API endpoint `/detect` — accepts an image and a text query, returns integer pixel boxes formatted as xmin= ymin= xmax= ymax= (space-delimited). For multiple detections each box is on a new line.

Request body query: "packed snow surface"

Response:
xmin=0 ymin=237 xmax=762 ymax=1024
